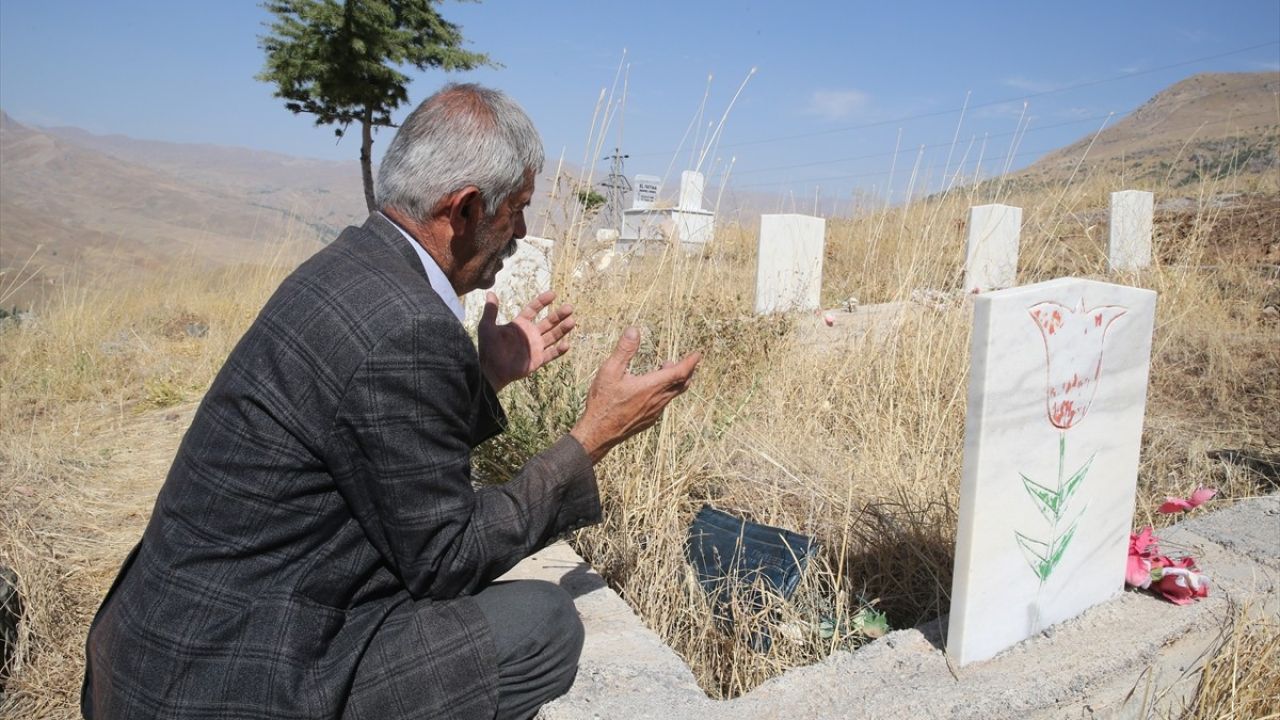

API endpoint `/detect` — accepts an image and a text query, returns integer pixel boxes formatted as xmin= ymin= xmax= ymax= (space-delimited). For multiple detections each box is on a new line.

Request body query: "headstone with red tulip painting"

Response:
xmin=947 ymin=276 xmax=1157 ymax=666
xmin=964 ymin=203 xmax=1022 ymax=293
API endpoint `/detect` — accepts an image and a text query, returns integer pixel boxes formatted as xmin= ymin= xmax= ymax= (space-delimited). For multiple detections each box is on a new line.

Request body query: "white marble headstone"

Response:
xmin=1108 ymin=190 xmax=1154 ymax=272
xmin=679 ymin=171 xmax=705 ymax=211
xmin=463 ymin=235 xmax=554 ymax=325
xmin=948 ymin=277 xmax=1157 ymax=666
xmin=633 ymin=175 xmax=660 ymax=210
xmin=754 ymin=214 xmax=825 ymax=314
xmin=965 ymin=204 xmax=1022 ymax=292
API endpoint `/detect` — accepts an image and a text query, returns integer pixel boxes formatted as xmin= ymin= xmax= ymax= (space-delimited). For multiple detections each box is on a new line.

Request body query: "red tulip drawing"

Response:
xmin=1029 ymin=300 xmax=1128 ymax=429
xmin=1016 ymin=299 xmax=1128 ymax=593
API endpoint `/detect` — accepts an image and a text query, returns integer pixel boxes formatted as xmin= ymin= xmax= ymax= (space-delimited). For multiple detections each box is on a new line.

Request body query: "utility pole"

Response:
xmin=600 ymin=148 xmax=631 ymax=231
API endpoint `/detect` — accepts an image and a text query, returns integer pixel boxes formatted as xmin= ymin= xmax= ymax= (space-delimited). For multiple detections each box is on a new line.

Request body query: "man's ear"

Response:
xmin=445 ymin=186 xmax=484 ymax=237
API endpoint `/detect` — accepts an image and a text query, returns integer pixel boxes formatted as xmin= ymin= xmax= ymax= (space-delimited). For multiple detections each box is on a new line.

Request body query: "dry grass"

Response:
xmin=1180 ymin=606 xmax=1280 ymax=720
xmin=0 ymin=241 xmax=311 ymax=717
xmin=1 ymin=163 xmax=1277 ymax=715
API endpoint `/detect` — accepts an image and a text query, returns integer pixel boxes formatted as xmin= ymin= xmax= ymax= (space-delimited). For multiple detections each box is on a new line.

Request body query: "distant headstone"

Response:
xmin=463 ymin=235 xmax=554 ymax=324
xmin=1108 ymin=190 xmax=1154 ymax=271
xmin=633 ymin=175 xmax=660 ymax=210
xmin=754 ymin=214 xmax=825 ymax=314
xmin=965 ymin=204 xmax=1022 ymax=292
xmin=679 ymin=171 xmax=705 ymax=211
xmin=948 ymin=276 xmax=1157 ymax=666
xmin=620 ymin=171 xmax=715 ymax=252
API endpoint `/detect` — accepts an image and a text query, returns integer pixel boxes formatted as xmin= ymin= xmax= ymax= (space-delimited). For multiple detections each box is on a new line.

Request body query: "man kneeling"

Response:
xmin=82 ymin=83 xmax=701 ymax=720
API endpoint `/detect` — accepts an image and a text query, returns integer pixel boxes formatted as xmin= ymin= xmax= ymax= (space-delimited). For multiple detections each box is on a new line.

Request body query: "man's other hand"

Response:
xmin=478 ymin=290 xmax=575 ymax=392
xmin=570 ymin=327 xmax=701 ymax=464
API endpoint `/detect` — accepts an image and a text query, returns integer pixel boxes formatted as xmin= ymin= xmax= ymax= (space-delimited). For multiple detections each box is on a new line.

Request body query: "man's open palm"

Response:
xmin=478 ymin=290 xmax=575 ymax=392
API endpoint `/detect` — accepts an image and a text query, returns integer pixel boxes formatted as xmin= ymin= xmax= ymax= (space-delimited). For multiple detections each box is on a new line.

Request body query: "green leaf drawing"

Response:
xmin=1060 ymin=453 xmax=1095 ymax=510
xmin=1046 ymin=514 xmax=1083 ymax=572
xmin=1020 ymin=453 xmax=1095 ymax=526
xmin=1020 ymin=473 xmax=1061 ymax=524
xmin=1014 ymin=435 xmax=1095 ymax=584
xmin=1015 ymin=531 xmax=1051 ymax=580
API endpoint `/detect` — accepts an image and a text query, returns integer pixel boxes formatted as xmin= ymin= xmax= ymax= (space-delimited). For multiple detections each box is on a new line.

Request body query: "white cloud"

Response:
xmin=804 ymin=89 xmax=870 ymax=121
xmin=1001 ymin=76 xmax=1058 ymax=94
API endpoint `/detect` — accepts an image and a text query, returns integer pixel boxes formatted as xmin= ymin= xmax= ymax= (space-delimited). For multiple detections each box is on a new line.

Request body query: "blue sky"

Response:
xmin=2 ymin=1 xmax=1277 ymax=205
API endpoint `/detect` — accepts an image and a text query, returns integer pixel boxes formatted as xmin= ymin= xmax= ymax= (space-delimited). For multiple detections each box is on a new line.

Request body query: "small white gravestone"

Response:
xmin=462 ymin=235 xmax=554 ymax=325
xmin=620 ymin=171 xmax=715 ymax=252
xmin=1109 ymin=190 xmax=1154 ymax=272
xmin=679 ymin=171 xmax=705 ymax=211
xmin=948 ymin=276 xmax=1157 ymax=666
xmin=632 ymin=175 xmax=660 ymax=210
xmin=965 ymin=204 xmax=1022 ymax=292
xmin=754 ymin=214 xmax=825 ymax=314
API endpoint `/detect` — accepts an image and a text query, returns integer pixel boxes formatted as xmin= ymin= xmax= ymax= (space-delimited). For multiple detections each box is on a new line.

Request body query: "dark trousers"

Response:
xmin=472 ymin=580 xmax=584 ymax=720
xmin=343 ymin=579 xmax=583 ymax=720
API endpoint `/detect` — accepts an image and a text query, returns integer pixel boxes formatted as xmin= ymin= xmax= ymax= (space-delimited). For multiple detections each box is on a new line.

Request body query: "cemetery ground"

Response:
xmin=1 ymin=171 xmax=1277 ymax=718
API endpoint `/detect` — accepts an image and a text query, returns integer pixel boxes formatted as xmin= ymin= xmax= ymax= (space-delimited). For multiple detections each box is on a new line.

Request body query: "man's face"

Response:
xmin=458 ymin=174 xmax=534 ymax=294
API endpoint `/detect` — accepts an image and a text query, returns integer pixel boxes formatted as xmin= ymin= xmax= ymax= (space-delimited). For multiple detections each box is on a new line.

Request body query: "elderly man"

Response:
xmin=82 ymin=84 xmax=701 ymax=720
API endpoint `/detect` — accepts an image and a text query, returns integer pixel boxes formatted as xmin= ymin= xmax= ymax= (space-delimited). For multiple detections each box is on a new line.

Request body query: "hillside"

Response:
xmin=1018 ymin=72 xmax=1280 ymax=187
xmin=39 ymin=124 xmax=369 ymax=237
xmin=0 ymin=113 xmax=596 ymax=306
xmin=0 ymin=112 xmax=368 ymax=305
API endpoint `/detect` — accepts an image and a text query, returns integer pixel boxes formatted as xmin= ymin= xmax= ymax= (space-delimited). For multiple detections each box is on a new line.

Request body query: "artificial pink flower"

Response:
xmin=1126 ymin=527 xmax=1160 ymax=588
xmin=1157 ymin=487 xmax=1218 ymax=514
xmin=1129 ymin=527 xmax=1157 ymax=555
xmin=1028 ymin=300 xmax=1127 ymax=429
xmin=1126 ymin=553 xmax=1154 ymax=588
xmin=1152 ymin=566 xmax=1211 ymax=605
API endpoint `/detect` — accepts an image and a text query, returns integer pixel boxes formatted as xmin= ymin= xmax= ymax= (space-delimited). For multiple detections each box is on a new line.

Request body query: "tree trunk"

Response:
xmin=360 ymin=107 xmax=376 ymax=214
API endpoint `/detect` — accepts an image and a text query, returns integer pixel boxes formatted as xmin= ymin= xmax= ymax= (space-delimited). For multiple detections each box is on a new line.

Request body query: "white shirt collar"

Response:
xmin=379 ymin=212 xmax=466 ymax=323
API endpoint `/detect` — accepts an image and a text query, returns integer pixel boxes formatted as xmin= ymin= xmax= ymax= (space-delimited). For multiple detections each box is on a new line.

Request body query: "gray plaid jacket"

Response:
xmin=82 ymin=214 xmax=601 ymax=719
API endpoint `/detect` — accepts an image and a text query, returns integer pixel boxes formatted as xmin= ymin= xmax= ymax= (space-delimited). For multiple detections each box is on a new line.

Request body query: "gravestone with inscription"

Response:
xmin=632 ymin=175 xmax=660 ymax=210
xmin=462 ymin=235 xmax=554 ymax=325
xmin=965 ymin=204 xmax=1022 ymax=292
xmin=1108 ymin=190 xmax=1154 ymax=272
xmin=948 ymin=276 xmax=1157 ymax=666
xmin=754 ymin=214 xmax=825 ymax=314
xmin=620 ymin=171 xmax=715 ymax=252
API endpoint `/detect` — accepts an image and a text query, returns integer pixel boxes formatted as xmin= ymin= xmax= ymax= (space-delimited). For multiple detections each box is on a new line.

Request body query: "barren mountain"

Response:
xmin=0 ymin=111 xmax=369 ymax=303
xmin=1018 ymin=72 xmax=1280 ymax=187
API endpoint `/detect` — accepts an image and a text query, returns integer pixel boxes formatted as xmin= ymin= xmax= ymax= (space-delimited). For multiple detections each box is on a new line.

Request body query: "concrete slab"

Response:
xmin=518 ymin=497 xmax=1278 ymax=719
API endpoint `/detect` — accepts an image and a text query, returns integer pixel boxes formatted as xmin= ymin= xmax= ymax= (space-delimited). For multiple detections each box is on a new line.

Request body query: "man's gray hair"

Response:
xmin=377 ymin=83 xmax=544 ymax=221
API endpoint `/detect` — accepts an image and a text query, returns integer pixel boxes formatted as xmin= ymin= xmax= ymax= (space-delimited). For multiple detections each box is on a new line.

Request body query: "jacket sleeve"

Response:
xmin=324 ymin=313 xmax=601 ymax=600
xmin=471 ymin=373 xmax=507 ymax=448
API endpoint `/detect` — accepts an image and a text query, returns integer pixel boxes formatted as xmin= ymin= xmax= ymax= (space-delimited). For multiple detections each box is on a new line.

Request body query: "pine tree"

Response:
xmin=257 ymin=0 xmax=495 ymax=212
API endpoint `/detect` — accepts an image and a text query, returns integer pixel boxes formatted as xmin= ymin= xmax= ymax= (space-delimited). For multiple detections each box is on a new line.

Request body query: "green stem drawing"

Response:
xmin=1015 ymin=432 xmax=1092 ymax=594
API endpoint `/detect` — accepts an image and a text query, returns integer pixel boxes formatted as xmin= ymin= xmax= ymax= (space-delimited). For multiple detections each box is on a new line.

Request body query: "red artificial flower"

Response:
xmin=1028 ymin=300 xmax=1127 ymax=430
xmin=1126 ymin=527 xmax=1160 ymax=588
xmin=1152 ymin=565 xmax=1211 ymax=605
xmin=1127 ymin=530 xmax=1211 ymax=604
xmin=1157 ymin=487 xmax=1218 ymax=514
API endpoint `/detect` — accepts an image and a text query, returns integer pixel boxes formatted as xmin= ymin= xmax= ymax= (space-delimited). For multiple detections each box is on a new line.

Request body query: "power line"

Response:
xmin=729 ymin=112 xmax=1118 ymax=177
xmin=627 ymin=40 xmax=1280 ymax=160
xmin=729 ymin=107 xmax=1279 ymax=190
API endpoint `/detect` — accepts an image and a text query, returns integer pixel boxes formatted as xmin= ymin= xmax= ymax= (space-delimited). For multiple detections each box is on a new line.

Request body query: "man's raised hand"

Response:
xmin=570 ymin=327 xmax=701 ymax=463
xmin=477 ymin=290 xmax=575 ymax=392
